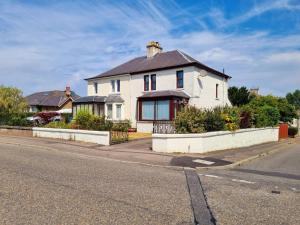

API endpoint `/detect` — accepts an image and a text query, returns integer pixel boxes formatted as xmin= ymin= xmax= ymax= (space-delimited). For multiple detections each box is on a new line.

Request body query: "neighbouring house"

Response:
xmin=26 ymin=87 xmax=80 ymax=113
xmin=75 ymin=41 xmax=231 ymax=132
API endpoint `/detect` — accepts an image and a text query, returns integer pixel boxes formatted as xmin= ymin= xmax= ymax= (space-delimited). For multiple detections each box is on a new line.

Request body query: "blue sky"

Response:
xmin=0 ymin=0 xmax=299 ymax=96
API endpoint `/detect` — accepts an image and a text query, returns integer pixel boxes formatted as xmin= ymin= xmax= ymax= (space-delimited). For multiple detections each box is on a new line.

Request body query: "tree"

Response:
xmin=228 ymin=86 xmax=253 ymax=106
xmin=0 ymin=86 xmax=28 ymax=114
xmin=249 ymin=95 xmax=297 ymax=123
xmin=286 ymin=90 xmax=300 ymax=110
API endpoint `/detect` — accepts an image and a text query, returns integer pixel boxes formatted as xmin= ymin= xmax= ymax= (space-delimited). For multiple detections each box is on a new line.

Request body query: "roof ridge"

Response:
xmin=176 ymin=50 xmax=192 ymax=63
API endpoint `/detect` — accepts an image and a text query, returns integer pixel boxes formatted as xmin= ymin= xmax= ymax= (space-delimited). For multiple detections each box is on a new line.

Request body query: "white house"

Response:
xmin=74 ymin=41 xmax=232 ymax=132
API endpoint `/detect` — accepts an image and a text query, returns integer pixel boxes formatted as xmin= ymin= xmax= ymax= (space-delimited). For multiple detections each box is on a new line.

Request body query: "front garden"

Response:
xmin=174 ymin=95 xmax=298 ymax=136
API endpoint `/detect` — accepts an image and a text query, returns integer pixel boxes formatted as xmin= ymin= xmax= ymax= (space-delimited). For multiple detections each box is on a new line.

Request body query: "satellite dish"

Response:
xmin=198 ymin=70 xmax=208 ymax=78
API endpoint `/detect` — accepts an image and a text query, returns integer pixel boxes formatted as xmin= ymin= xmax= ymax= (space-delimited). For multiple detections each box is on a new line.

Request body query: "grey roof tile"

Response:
xmin=86 ymin=50 xmax=230 ymax=80
xmin=138 ymin=90 xmax=190 ymax=99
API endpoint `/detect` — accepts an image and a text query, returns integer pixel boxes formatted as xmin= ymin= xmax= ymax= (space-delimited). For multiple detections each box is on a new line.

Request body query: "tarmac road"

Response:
xmin=198 ymin=138 xmax=300 ymax=225
xmin=0 ymin=137 xmax=193 ymax=225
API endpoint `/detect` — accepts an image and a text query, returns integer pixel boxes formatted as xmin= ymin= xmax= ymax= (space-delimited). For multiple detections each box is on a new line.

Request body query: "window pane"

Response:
xmin=176 ymin=71 xmax=184 ymax=88
xmin=94 ymin=82 xmax=98 ymax=94
xmin=156 ymin=100 xmax=170 ymax=120
xmin=116 ymin=104 xmax=121 ymax=120
xmin=107 ymin=104 xmax=113 ymax=119
xmin=117 ymin=80 xmax=120 ymax=92
xmin=151 ymin=74 xmax=156 ymax=90
xmin=142 ymin=101 xmax=154 ymax=120
xmin=111 ymin=80 xmax=115 ymax=92
xmin=144 ymin=75 xmax=149 ymax=91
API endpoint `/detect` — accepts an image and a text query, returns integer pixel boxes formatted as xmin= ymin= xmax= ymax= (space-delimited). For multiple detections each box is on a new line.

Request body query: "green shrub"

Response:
xmin=239 ymin=105 xmax=255 ymax=129
xmin=254 ymin=105 xmax=280 ymax=127
xmin=112 ymin=120 xmax=131 ymax=132
xmin=44 ymin=121 xmax=71 ymax=129
xmin=0 ymin=112 xmax=34 ymax=127
xmin=288 ymin=127 xmax=298 ymax=137
xmin=174 ymin=106 xmax=205 ymax=133
xmin=74 ymin=110 xmax=93 ymax=129
xmin=204 ymin=107 xmax=226 ymax=132
xmin=221 ymin=106 xmax=240 ymax=131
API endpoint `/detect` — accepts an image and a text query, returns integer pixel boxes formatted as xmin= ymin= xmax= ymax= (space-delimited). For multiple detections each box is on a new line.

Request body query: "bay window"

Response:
xmin=140 ymin=100 xmax=170 ymax=121
xmin=142 ymin=101 xmax=155 ymax=120
xmin=107 ymin=104 xmax=113 ymax=119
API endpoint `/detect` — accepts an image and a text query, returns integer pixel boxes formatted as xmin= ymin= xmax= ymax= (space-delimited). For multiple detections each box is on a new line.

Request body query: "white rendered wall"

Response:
xmin=33 ymin=128 xmax=111 ymax=145
xmin=152 ymin=128 xmax=279 ymax=153
xmin=87 ymin=66 xmax=231 ymax=128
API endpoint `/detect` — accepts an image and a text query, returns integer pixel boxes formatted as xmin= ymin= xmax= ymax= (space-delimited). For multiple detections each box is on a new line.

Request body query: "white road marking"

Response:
xmin=232 ymin=179 xmax=256 ymax=184
xmin=193 ymin=159 xmax=215 ymax=165
xmin=205 ymin=174 xmax=222 ymax=178
xmin=291 ymin=187 xmax=298 ymax=192
xmin=198 ymin=174 xmax=222 ymax=179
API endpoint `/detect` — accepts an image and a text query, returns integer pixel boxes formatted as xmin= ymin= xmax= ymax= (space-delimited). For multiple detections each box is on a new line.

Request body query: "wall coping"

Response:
xmin=152 ymin=127 xmax=279 ymax=138
xmin=0 ymin=125 xmax=32 ymax=131
xmin=33 ymin=127 xmax=110 ymax=136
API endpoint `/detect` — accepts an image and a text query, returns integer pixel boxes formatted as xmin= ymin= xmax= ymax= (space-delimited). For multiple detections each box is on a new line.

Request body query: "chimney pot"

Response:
xmin=147 ymin=41 xmax=162 ymax=58
xmin=65 ymin=86 xmax=71 ymax=97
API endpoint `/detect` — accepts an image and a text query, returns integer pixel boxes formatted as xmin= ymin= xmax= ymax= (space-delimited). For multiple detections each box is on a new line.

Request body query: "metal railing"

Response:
xmin=153 ymin=121 xmax=176 ymax=134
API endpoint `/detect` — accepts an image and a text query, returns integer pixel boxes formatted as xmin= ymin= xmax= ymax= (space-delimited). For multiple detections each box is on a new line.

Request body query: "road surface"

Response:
xmin=198 ymin=138 xmax=300 ymax=225
xmin=0 ymin=136 xmax=193 ymax=225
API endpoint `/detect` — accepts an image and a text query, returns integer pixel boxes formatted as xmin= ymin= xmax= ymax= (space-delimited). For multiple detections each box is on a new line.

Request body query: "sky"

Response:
xmin=0 ymin=0 xmax=300 ymax=97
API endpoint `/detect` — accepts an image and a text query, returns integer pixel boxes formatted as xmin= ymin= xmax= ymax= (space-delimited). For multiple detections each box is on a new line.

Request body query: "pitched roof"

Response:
xmin=73 ymin=94 xmax=124 ymax=104
xmin=86 ymin=50 xmax=230 ymax=80
xmin=138 ymin=90 xmax=190 ymax=99
xmin=26 ymin=90 xmax=80 ymax=107
xmin=73 ymin=96 xmax=106 ymax=104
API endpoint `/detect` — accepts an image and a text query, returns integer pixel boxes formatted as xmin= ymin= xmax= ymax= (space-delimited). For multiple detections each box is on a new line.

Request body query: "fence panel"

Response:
xmin=110 ymin=131 xmax=129 ymax=144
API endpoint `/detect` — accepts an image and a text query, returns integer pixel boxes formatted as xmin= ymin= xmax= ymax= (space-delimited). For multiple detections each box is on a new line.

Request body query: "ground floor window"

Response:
xmin=140 ymin=100 xmax=170 ymax=121
xmin=116 ymin=104 xmax=122 ymax=120
xmin=107 ymin=104 xmax=113 ymax=119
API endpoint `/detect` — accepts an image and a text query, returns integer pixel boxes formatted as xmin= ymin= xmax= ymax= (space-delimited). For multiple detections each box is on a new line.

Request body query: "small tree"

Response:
xmin=0 ymin=85 xmax=28 ymax=114
xmin=228 ymin=86 xmax=254 ymax=106
xmin=286 ymin=90 xmax=300 ymax=110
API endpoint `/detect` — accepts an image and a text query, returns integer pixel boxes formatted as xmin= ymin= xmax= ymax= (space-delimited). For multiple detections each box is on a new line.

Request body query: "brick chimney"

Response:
xmin=65 ymin=86 xmax=71 ymax=97
xmin=147 ymin=41 xmax=162 ymax=58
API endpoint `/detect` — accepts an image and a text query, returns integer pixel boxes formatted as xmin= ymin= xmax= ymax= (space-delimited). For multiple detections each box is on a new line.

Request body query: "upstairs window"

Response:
xmin=111 ymin=80 xmax=115 ymax=93
xmin=144 ymin=75 xmax=149 ymax=91
xmin=176 ymin=70 xmax=184 ymax=88
xmin=116 ymin=80 xmax=120 ymax=92
xmin=94 ymin=82 xmax=98 ymax=94
xmin=151 ymin=74 xmax=156 ymax=90
xmin=216 ymin=84 xmax=219 ymax=99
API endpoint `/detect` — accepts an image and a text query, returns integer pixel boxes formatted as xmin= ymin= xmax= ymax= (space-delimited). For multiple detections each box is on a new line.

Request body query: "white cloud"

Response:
xmin=0 ymin=0 xmax=299 ymax=97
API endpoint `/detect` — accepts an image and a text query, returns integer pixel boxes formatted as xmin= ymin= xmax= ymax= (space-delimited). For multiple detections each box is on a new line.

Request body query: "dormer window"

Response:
xmin=176 ymin=70 xmax=184 ymax=88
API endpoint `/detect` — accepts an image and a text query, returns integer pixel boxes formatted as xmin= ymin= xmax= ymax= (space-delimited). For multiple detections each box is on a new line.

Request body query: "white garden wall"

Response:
xmin=33 ymin=128 xmax=111 ymax=145
xmin=152 ymin=127 xmax=279 ymax=153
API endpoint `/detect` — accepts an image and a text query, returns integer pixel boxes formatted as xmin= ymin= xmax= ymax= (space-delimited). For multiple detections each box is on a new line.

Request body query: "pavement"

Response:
xmin=0 ymin=133 xmax=295 ymax=169
xmin=0 ymin=134 xmax=299 ymax=225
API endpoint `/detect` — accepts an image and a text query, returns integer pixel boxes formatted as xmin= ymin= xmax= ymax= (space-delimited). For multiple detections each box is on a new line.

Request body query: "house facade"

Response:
xmin=76 ymin=42 xmax=231 ymax=132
